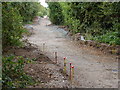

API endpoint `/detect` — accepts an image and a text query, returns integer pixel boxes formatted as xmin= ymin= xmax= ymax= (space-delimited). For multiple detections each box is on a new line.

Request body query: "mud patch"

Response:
xmin=3 ymin=43 xmax=73 ymax=88
xmin=26 ymin=63 xmax=72 ymax=88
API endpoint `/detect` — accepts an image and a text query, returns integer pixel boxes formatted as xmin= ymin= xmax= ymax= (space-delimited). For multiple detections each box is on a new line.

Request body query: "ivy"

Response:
xmin=2 ymin=55 xmax=35 ymax=88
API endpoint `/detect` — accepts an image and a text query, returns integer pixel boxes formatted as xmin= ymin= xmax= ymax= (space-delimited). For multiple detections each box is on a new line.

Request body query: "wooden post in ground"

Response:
xmin=69 ymin=62 xmax=72 ymax=80
xmin=43 ymin=43 xmax=45 ymax=53
xmin=55 ymin=52 xmax=57 ymax=64
xmin=63 ymin=57 xmax=66 ymax=74
xmin=71 ymin=66 xmax=74 ymax=83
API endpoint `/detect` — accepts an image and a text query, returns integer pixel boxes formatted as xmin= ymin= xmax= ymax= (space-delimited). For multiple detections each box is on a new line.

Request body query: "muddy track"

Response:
xmin=4 ymin=44 xmax=74 ymax=88
xmin=27 ymin=18 xmax=118 ymax=88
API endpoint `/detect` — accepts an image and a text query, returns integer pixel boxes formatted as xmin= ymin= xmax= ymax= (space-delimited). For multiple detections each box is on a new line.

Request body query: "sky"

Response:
xmin=39 ymin=0 xmax=48 ymax=7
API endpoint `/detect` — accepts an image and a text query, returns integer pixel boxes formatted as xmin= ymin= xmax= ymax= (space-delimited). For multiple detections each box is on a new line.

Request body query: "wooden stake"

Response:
xmin=71 ymin=66 xmax=74 ymax=82
xmin=55 ymin=52 xmax=57 ymax=64
xmin=43 ymin=43 xmax=45 ymax=53
xmin=69 ymin=62 xmax=72 ymax=80
xmin=63 ymin=57 xmax=66 ymax=74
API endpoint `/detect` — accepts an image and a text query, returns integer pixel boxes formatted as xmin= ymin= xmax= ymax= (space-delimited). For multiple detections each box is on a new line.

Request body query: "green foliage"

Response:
xmin=48 ymin=2 xmax=120 ymax=45
xmin=2 ymin=2 xmax=24 ymax=48
xmin=38 ymin=5 xmax=48 ymax=17
xmin=2 ymin=2 xmax=42 ymax=48
xmin=2 ymin=55 xmax=35 ymax=88
xmin=48 ymin=2 xmax=64 ymax=25
xmin=10 ymin=2 xmax=40 ymax=23
xmin=93 ymin=32 xmax=120 ymax=45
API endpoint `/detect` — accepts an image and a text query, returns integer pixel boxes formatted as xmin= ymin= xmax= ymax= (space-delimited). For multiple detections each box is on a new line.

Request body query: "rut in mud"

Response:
xmin=27 ymin=18 xmax=118 ymax=88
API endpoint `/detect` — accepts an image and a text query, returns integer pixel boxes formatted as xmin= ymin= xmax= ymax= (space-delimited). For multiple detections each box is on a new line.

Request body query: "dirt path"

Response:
xmin=27 ymin=18 xmax=118 ymax=88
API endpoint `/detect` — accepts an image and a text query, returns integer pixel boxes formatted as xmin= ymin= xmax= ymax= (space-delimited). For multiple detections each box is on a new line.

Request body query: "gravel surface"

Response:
xmin=27 ymin=18 xmax=118 ymax=88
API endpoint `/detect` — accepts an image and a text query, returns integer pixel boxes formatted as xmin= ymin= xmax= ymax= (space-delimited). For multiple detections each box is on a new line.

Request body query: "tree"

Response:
xmin=48 ymin=2 xmax=64 ymax=25
xmin=2 ymin=2 xmax=23 ymax=47
xmin=48 ymin=2 xmax=120 ymax=45
xmin=2 ymin=2 xmax=41 ymax=48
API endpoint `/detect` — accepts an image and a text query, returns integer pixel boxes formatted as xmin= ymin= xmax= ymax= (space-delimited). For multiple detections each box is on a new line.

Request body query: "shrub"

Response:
xmin=93 ymin=32 xmax=120 ymax=45
xmin=48 ymin=2 xmax=64 ymax=25
xmin=2 ymin=3 xmax=24 ymax=48
xmin=2 ymin=55 xmax=35 ymax=88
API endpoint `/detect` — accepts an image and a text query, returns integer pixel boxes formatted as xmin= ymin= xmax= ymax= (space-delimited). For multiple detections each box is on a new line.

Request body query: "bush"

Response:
xmin=48 ymin=2 xmax=64 ymax=25
xmin=93 ymin=32 xmax=120 ymax=45
xmin=2 ymin=55 xmax=35 ymax=88
xmin=49 ymin=2 xmax=120 ymax=45
xmin=2 ymin=2 xmax=42 ymax=49
xmin=2 ymin=3 xmax=24 ymax=48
